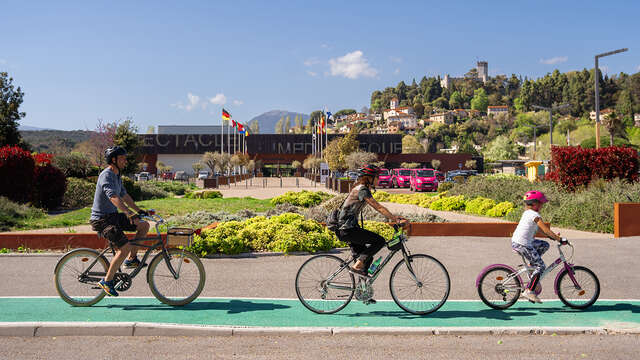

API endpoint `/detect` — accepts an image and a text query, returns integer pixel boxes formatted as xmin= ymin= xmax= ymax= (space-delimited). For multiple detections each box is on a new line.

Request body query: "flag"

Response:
xmin=320 ymin=115 xmax=325 ymax=129
xmin=231 ymin=119 xmax=237 ymax=128
xmin=222 ymin=109 xmax=231 ymax=120
xmin=245 ymin=129 xmax=249 ymax=136
xmin=237 ymin=123 xmax=244 ymax=132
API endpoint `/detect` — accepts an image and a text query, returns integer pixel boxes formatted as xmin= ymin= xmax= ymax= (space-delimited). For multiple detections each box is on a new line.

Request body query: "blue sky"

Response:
xmin=3 ymin=0 xmax=638 ymax=131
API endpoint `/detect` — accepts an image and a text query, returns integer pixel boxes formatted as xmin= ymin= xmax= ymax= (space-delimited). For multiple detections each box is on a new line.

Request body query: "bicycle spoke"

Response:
xmin=295 ymin=255 xmax=354 ymax=314
xmin=390 ymin=254 xmax=450 ymax=315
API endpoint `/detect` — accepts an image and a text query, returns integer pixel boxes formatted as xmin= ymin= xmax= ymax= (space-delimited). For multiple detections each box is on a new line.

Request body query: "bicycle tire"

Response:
xmin=477 ymin=266 xmax=522 ymax=310
xmin=389 ymin=254 xmax=450 ymax=315
xmin=556 ymin=266 xmax=600 ymax=309
xmin=295 ymin=254 xmax=355 ymax=314
xmin=147 ymin=248 xmax=206 ymax=306
xmin=54 ymin=248 xmax=109 ymax=307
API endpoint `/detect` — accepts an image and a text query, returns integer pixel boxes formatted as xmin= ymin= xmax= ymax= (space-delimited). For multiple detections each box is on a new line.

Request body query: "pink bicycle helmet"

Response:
xmin=523 ymin=190 xmax=548 ymax=204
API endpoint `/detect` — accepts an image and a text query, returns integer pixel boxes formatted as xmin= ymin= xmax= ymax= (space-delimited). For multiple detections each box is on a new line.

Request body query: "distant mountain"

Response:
xmin=20 ymin=129 xmax=94 ymax=153
xmin=19 ymin=125 xmax=57 ymax=131
xmin=249 ymin=110 xmax=309 ymax=134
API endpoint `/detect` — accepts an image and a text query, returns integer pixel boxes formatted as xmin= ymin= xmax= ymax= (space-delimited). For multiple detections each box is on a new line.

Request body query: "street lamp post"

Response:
xmin=594 ymin=48 xmax=628 ymax=149
xmin=523 ymin=124 xmax=546 ymax=159
xmin=532 ymin=103 xmax=570 ymax=152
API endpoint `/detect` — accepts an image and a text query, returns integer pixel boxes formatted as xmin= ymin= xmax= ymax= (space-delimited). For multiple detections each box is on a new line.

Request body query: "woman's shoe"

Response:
xmin=348 ymin=266 xmax=369 ymax=278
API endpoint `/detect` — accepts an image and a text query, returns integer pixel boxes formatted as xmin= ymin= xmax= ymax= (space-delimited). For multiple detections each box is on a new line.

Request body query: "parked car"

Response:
xmin=161 ymin=172 xmax=173 ymax=180
xmin=197 ymin=170 xmax=210 ymax=180
xmin=137 ymin=172 xmax=151 ymax=181
xmin=174 ymin=170 xmax=188 ymax=181
xmin=410 ymin=168 xmax=438 ymax=192
xmin=345 ymin=171 xmax=359 ymax=181
xmin=445 ymin=170 xmax=477 ymax=182
xmin=435 ymin=170 xmax=445 ymax=182
xmin=377 ymin=168 xmax=392 ymax=188
xmin=391 ymin=168 xmax=412 ymax=188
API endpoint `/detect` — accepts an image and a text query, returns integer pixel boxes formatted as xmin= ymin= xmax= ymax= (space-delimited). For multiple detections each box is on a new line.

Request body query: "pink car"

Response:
xmin=410 ymin=168 xmax=439 ymax=192
xmin=377 ymin=168 xmax=392 ymax=188
xmin=392 ymin=168 xmax=412 ymax=188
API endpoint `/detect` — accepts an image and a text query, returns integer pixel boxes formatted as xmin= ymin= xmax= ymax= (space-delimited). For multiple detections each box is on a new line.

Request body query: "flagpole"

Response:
xmin=221 ymin=117 xmax=224 ymax=155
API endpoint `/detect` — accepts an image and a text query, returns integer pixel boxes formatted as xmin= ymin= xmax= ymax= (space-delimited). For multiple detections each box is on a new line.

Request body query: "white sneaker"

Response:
xmin=523 ymin=289 xmax=543 ymax=303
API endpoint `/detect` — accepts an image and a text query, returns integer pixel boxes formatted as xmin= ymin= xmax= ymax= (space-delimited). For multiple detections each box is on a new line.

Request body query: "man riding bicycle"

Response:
xmin=337 ymin=164 xmax=408 ymax=279
xmin=90 ymin=146 xmax=150 ymax=297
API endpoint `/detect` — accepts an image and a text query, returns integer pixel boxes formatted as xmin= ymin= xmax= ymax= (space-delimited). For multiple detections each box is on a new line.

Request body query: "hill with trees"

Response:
xmin=248 ymin=110 xmax=309 ymax=134
xmin=369 ymin=68 xmax=640 ymax=160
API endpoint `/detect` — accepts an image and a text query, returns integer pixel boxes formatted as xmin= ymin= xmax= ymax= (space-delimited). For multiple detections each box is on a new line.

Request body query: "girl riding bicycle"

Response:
xmin=512 ymin=190 xmax=564 ymax=304
xmin=337 ymin=164 xmax=408 ymax=279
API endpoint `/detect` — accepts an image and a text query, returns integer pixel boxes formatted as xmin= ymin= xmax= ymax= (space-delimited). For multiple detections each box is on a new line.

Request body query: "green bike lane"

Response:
xmin=1 ymin=297 xmax=639 ymax=329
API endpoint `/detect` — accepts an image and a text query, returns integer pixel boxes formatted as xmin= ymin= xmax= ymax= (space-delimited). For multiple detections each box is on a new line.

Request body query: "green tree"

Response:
xmin=483 ymin=135 xmax=519 ymax=161
xmin=0 ymin=72 xmax=28 ymax=148
xmin=402 ymin=135 xmax=425 ymax=153
xmin=449 ymin=91 xmax=464 ymax=109
xmin=334 ymin=109 xmax=357 ymax=118
xmin=275 ymin=116 xmax=284 ymax=134
xmin=616 ymin=89 xmax=634 ymax=120
xmin=471 ymin=88 xmax=489 ymax=112
xmin=250 ymin=120 xmax=260 ymax=134
xmin=285 ymin=115 xmax=291 ymax=134
xmin=113 ymin=118 xmax=142 ymax=175
xmin=324 ymin=127 xmax=359 ymax=171
xmin=412 ymin=100 xmax=425 ymax=118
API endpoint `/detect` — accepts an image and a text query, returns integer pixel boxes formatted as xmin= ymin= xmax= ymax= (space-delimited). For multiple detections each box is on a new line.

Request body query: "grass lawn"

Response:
xmin=13 ymin=197 xmax=274 ymax=231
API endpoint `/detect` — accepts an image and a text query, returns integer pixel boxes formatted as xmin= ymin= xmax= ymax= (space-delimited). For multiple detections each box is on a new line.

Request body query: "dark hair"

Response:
xmin=355 ymin=175 xmax=374 ymax=187
xmin=524 ymin=199 xmax=539 ymax=206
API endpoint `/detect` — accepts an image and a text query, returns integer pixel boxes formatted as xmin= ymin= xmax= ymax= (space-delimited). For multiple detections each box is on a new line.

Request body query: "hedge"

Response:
xmin=0 ymin=146 xmax=35 ymax=203
xmin=270 ymin=190 xmax=332 ymax=207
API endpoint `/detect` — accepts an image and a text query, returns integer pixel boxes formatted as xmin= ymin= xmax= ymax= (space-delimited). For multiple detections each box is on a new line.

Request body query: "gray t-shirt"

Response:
xmin=90 ymin=168 xmax=127 ymax=220
xmin=338 ymin=184 xmax=373 ymax=230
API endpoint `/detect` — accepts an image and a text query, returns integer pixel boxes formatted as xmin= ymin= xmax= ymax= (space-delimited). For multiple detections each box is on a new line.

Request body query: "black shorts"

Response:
xmin=90 ymin=213 xmax=137 ymax=248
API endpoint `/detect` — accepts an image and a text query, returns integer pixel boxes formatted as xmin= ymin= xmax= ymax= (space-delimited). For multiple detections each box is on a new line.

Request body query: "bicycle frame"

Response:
xmin=325 ymin=228 xmax=418 ymax=292
xmin=77 ymin=214 xmax=183 ymax=285
xmin=504 ymin=243 xmax=582 ymax=293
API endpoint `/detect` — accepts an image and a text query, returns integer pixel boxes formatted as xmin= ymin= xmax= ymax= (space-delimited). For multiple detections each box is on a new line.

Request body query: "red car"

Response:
xmin=377 ymin=168 xmax=392 ymax=188
xmin=391 ymin=168 xmax=412 ymax=188
xmin=410 ymin=168 xmax=439 ymax=192
xmin=435 ymin=170 xmax=445 ymax=182
xmin=161 ymin=172 xmax=173 ymax=180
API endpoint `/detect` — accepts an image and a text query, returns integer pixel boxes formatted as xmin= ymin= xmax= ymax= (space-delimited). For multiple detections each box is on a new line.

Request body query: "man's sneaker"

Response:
xmin=124 ymin=257 xmax=146 ymax=269
xmin=98 ymin=279 xmax=119 ymax=297
xmin=522 ymin=289 xmax=542 ymax=303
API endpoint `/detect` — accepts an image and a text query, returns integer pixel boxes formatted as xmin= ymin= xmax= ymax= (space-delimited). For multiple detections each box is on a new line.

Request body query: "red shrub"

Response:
xmin=0 ymin=146 xmax=35 ymax=203
xmin=33 ymin=164 xmax=67 ymax=210
xmin=547 ymin=146 xmax=639 ymax=189
xmin=33 ymin=153 xmax=53 ymax=166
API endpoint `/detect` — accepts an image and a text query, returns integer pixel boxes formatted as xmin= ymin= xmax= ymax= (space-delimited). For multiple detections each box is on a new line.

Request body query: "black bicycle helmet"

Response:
xmin=104 ymin=146 xmax=127 ymax=165
xmin=358 ymin=164 xmax=381 ymax=177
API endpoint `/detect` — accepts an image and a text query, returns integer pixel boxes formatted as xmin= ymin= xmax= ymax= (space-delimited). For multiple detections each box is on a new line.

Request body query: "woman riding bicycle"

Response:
xmin=337 ymin=164 xmax=408 ymax=277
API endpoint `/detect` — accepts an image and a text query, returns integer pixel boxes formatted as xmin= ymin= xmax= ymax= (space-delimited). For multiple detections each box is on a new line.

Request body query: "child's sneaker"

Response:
xmin=522 ymin=289 xmax=542 ymax=303
xmin=98 ymin=279 xmax=119 ymax=297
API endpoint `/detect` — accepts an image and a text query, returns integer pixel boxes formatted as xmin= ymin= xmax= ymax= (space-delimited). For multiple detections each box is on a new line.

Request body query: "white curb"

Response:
xmin=0 ymin=322 xmax=638 ymax=337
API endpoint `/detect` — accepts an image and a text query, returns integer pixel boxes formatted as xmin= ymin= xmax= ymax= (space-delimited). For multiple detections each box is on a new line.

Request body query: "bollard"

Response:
xmin=280 ymin=176 xmax=283 ymax=188
xmin=296 ymin=177 xmax=299 ymax=188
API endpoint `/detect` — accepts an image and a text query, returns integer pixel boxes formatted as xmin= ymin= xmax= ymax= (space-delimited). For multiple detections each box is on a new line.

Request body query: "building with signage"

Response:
xmin=139 ymin=126 xmax=481 ymax=175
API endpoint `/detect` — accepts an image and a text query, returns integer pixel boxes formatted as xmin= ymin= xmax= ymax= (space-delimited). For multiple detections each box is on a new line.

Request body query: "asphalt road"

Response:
xmin=1 ymin=235 xmax=637 ymax=300
xmin=2 ymin=334 xmax=639 ymax=360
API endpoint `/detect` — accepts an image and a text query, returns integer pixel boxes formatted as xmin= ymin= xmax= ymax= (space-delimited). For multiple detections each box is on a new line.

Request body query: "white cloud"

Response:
xmin=321 ymin=44 xmax=330 ymax=49
xmin=328 ymin=50 xmax=378 ymax=79
xmin=394 ymin=68 xmax=400 ymax=75
xmin=307 ymin=70 xmax=318 ymax=77
xmin=233 ymin=100 xmax=243 ymax=106
xmin=390 ymin=56 xmax=402 ymax=64
xmin=171 ymin=92 xmax=201 ymax=111
xmin=304 ymin=57 xmax=320 ymax=67
xmin=539 ymin=56 xmax=568 ymax=65
xmin=209 ymin=93 xmax=227 ymax=105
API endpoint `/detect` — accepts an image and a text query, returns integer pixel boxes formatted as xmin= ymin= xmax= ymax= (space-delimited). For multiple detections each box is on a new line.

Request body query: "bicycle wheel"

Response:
xmin=556 ymin=266 xmax=600 ymax=309
xmin=147 ymin=248 xmax=206 ymax=306
xmin=477 ymin=266 xmax=522 ymax=310
xmin=54 ymin=249 xmax=109 ymax=307
xmin=295 ymin=254 xmax=355 ymax=314
xmin=389 ymin=254 xmax=450 ymax=315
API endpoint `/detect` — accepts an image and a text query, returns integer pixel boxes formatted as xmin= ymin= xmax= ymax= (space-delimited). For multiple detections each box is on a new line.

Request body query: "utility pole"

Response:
xmin=532 ymin=103 xmax=570 ymax=152
xmin=594 ymin=48 xmax=628 ymax=149
xmin=523 ymin=124 xmax=546 ymax=159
